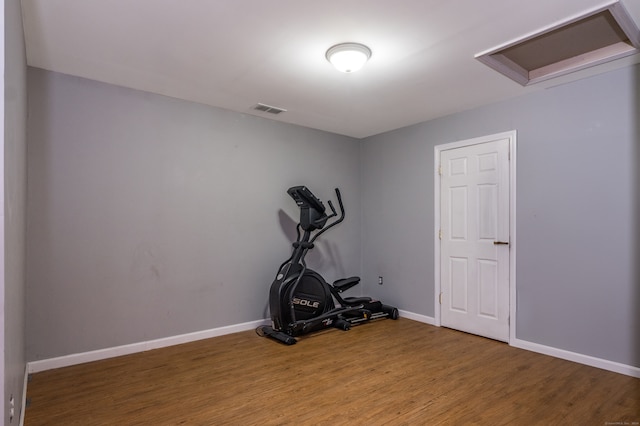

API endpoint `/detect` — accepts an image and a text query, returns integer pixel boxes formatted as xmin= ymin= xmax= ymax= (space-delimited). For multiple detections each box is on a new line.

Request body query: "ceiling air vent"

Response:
xmin=476 ymin=1 xmax=640 ymax=86
xmin=253 ymin=103 xmax=287 ymax=115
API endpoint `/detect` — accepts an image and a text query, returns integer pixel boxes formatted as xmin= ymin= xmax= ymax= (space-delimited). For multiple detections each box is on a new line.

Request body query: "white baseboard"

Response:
xmin=27 ymin=319 xmax=269 ymax=374
xmin=398 ymin=310 xmax=436 ymax=325
xmin=399 ymin=309 xmax=639 ymax=378
xmin=510 ymin=338 xmax=640 ymax=378
xmin=26 ymin=314 xmax=640 ymax=379
xmin=27 ymin=313 xmax=433 ymax=374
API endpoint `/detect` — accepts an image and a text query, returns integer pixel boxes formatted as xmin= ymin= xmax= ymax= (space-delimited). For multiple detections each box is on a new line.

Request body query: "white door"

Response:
xmin=440 ymin=138 xmax=510 ymax=342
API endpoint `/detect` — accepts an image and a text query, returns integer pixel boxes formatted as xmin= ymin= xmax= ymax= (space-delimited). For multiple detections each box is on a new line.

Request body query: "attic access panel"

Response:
xmin=476 ymin=2 xmax=640 ymax=86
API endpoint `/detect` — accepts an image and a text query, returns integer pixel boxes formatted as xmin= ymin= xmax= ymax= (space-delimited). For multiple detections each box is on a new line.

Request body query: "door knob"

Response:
xmin=493 ymin=241 xmax=509 ymax=245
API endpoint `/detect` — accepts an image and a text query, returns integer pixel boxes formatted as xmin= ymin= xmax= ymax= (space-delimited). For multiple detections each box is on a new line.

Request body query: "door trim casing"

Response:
xmin=434 ymin=130 xmax=517 ymax=343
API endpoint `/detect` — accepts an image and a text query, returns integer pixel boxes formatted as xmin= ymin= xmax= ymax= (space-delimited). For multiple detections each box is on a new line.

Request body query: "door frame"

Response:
xmin=434 ymin=130 xmax=517 ymax=343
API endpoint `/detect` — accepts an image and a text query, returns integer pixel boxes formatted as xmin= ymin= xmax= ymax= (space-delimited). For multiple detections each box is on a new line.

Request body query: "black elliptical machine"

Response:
xmin=257 ymin=186 xmax=398 ymax=345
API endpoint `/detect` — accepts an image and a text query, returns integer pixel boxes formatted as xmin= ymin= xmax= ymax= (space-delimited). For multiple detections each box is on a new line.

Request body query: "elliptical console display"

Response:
xmin=257 ymin=186 xmax=398 ymax=345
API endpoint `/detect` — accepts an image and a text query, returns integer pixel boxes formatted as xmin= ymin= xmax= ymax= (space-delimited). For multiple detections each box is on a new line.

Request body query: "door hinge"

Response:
xmin=439 ymin=229 xmax=442 ymax=240
xmin=438 ymin=164 xmax=442 ymax=176
xmin=439 ymin=292 xmax=443 ymax=305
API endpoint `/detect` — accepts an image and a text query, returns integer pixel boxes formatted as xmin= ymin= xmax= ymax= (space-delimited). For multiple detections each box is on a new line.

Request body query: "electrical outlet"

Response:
xmin=9 ymin=394 xmax=15 ymax=423
xmin=378 ymin=276 xmax=383 ymax=285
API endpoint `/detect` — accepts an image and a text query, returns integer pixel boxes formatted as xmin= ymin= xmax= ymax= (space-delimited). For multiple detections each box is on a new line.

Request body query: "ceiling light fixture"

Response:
xmin=326 ymin=43 xmax=372 ymax=73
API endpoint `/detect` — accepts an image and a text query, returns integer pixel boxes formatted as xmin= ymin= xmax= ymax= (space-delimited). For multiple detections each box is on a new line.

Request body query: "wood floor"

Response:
xmin=25 ymin=318 xmax=639 ymax=425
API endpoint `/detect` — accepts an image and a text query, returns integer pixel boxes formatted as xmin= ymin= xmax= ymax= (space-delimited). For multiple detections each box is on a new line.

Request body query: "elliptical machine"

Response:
xmin=257 ymin=186 xmax=398 ymax=345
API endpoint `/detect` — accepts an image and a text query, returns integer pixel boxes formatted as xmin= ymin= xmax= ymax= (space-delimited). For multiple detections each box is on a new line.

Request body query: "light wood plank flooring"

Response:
xmin=25 ymin=318 xmax=639 ymax=425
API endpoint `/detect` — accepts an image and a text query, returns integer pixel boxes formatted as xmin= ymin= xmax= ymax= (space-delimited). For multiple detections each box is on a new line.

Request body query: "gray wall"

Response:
xmin=4 ymin=0 xmax=28 ymax=424
xmin=361 ymin=64 xmax=639 ymax=368
xmin=26 ymin=69 xmax=361 ymax=360
xmin=25 ymin=61 xmax=639 ymax=370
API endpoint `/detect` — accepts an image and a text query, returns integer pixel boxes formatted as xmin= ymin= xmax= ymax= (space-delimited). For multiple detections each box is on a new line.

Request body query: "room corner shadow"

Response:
xmin=278 ymin=208 xmax=298 ymax=244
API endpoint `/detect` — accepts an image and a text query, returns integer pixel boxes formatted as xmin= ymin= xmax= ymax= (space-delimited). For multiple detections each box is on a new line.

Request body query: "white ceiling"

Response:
xmin=20 ymin=0 xmax=640 ymax=139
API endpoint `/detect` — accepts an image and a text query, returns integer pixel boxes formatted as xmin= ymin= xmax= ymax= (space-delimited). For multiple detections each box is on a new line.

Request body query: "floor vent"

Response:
xmin=253 ymin=103 xmax=287 ymax=115
xmin=476 ymin=1 xmax=640 ymax=86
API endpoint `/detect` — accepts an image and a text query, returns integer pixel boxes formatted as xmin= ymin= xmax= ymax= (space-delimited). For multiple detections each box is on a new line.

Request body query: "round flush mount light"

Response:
xmin=326 ymin=42 xmax=372 ymax=73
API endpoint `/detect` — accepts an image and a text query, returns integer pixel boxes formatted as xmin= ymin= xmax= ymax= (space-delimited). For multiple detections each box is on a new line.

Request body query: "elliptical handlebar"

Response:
xmin=334 ymin=188 xmax=344 ymax=219
xmin=327 ymin=200 xmax=337 ymax=216
xmin=309 ymin=187 xmax=345 ymax=244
